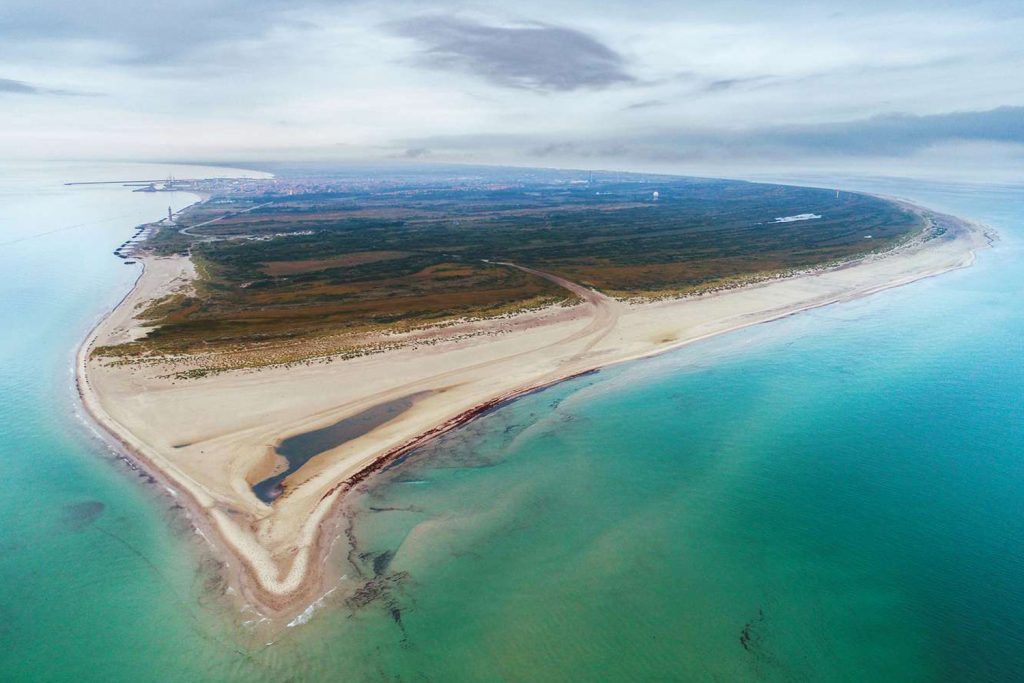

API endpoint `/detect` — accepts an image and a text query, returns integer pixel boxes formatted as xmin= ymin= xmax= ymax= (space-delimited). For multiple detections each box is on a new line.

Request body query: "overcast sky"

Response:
xmin=2 ymin=0 xmax=1022 ymax=178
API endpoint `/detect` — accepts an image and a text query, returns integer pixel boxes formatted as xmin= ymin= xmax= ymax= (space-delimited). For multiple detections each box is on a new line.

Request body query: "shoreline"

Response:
xmin=75 ymin=196 xmax=993 ymax=625
xmin=72 ymin=203 xmax=260 ymax=611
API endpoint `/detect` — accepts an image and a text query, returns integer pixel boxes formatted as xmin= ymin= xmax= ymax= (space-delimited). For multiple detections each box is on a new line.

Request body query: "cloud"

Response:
xmin=401 ymin=147 xmax=431 ymax=158
xmin=0 ymin=0 xmax=310 ymax=64
xmin=0 ymin=78 xmax=40 ymax=94
xmin=701 ymin=76 xmax=772 ymax=93
xmin=757 ymin=106 xmax=1024 ymax=155
xmin=0 ymin=77 xmax=87 ymax=96
xmin=386 ymin=16 xmax=634 ymax=91
xmin=624 ymin=99 xmax=666 ymax=110
xmin=2 ymin=0 xmax=1021 ymax=176
xmin=398 ymin=106 xmax=1024 ymax=162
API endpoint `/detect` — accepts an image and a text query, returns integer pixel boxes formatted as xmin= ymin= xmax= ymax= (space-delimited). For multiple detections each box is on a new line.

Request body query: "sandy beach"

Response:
xmin=76 ymin=201 xmax=991 ymax=621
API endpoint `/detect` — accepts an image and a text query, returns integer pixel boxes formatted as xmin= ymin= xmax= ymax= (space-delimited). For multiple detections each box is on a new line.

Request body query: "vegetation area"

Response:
xmin=106 ymin=171 xmax=924 ymax=362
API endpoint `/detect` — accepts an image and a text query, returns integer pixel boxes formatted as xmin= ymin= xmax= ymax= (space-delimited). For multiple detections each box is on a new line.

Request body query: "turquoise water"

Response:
xmin=1 ymin=167 xmax=1022 ymax=681
xmin=0 ymin=164 xmax=268 ymax=681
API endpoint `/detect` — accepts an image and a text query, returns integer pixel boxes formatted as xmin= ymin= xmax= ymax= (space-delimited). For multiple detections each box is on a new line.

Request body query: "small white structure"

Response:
xmin=652 ymin=191 xmax=660 ymax=201
xmin=773 ymin=213 xmax=821 ymax=223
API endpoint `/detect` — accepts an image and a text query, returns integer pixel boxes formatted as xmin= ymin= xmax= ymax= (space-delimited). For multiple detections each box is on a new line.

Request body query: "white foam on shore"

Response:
xmin=287 ymin=585 xmax=339 ymax=628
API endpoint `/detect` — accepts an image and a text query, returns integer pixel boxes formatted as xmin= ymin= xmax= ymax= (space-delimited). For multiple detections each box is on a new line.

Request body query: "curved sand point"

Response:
xmin=77 ymin=201 xmax=992 ymax=622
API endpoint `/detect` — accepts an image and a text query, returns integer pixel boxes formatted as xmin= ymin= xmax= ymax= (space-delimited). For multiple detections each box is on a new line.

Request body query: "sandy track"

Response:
xmin=497 ymin=261 xmax=623 ymax=352
xmin=178 ymin=201 xmax=274 ymax=238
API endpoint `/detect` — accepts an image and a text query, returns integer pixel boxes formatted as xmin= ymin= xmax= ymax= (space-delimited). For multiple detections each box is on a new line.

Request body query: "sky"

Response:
xmin=2 ymin=0 xmax=1022 ymax=179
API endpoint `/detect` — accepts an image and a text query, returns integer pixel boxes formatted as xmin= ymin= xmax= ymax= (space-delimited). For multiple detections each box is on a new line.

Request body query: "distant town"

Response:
xmin=63 ymin=166 xmax=684 ymax=201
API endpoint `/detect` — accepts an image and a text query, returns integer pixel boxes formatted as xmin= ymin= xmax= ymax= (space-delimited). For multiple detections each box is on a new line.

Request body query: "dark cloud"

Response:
xmin=624 ymin=99 xmax=666 ymax=110
xmin=0 ymin=77 xmax=86 ymax=96
xmin=387 ymin=16 xmax=634 ymax=91
xmin=402 ymin=147 xmax=431 ymax=158
xmin=531 ymin=140 xmax=629 ymax=158
xmin=400 ymin=106 xmax=1024 ymax=162
xmin=0 ymin=78 xmax=40 ymax=94
xmin=758 ymin=106 xmax=1024 ymax=155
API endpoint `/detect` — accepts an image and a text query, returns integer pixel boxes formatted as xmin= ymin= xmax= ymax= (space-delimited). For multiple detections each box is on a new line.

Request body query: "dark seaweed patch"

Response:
xmin=346 ymin=571 xmax=409 ymax=611
xmin=348 ymin=580 xmax=408 ymax=642
xmin=367 ymin=505 xmax=420 ymax=513
xmin=372 ymin=550 xmax=394 ymax=576
xmin=61 ymin=501 xmax=105 ymax=531
xmin=740 ymin=608 xmax=764 ymax=652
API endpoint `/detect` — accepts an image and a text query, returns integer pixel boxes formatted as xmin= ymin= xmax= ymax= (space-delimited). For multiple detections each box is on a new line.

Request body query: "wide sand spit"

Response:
xmin=77 ymin=198 xmax=992 ymax=620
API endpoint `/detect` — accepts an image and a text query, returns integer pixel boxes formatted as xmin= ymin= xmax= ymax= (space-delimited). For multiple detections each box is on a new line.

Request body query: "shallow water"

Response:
xmin=0 ymin=167 xmax=1021 ymax=681
xmin=253 ymin=391 xmax=432 ymax=503
xmin=0 ymin=162 xmax=274 ymax=681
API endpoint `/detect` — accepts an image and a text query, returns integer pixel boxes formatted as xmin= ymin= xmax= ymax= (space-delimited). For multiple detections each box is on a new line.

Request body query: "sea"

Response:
xmin=0 ymin=163 xmax=1021 ymax=682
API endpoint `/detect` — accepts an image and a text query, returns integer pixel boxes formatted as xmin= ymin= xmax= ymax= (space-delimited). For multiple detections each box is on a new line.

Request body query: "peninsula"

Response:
xmin=77 ymin=167 xmax=987 ymax=622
